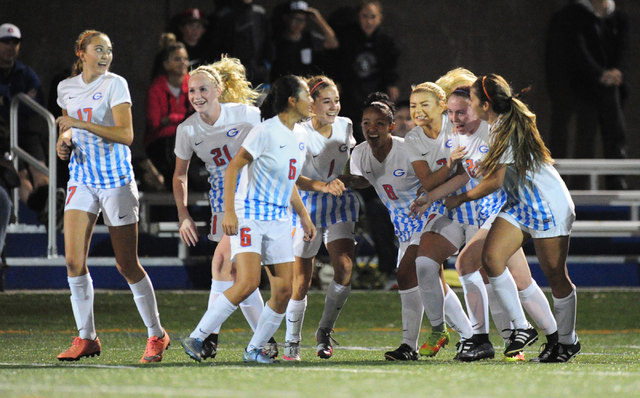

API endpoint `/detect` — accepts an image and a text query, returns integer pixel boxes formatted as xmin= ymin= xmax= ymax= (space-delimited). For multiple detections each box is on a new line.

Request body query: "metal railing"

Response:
xmin=9 ymin=93 xmax=58 ymax=258
xmin=554 ymin=159 xmax=640 ymax=190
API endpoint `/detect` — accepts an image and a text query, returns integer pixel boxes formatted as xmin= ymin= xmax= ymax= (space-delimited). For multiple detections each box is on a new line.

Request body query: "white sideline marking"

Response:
xmin=0 ymin=384 xmax=267 ymax=397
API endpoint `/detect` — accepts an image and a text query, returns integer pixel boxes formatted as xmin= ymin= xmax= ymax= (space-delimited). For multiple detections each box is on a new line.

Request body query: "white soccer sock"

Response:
xmin=459 ymin=271 xmax=489 ymax=334
xmin=247 ymin=303 xmax=285 ymax=351
xmin=239 ymin=288 xmax=265 ymax=332
xmin=488 ymin=269 xmax=529 ymax=330
xmin=519 ymin=279 xmax=558 ymax=336
xmin=129 ymin=274 xmax=163 ymax=338
xmin=444 ymin=285 xmax=474 ymax=340
xmin=68 ymin=274 xmax=97 ymax=340
xmin=553 ymin=286 xmax=578 ymax=345
xmin=399 ymin=287 xmax=423 ymax=351
xmin=415 ymin=256 xmax=445 ymax=327
xmin=285 ymin=296 xmax=307 ymax=343
xmin=486 ymin=283 xmax=513 ymax=343
xmin=208 ymin=280 xmax=234 ymax=334
xmin=318 ymin=280 xmax=351 ymax=329
xmin=190 ymin=293 xmax=238 ymax=340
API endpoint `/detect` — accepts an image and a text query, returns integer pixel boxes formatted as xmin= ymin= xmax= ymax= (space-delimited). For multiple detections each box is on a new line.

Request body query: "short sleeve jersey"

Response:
xmin=174 ymin=102 xmax=261 ymax=212
xmin=57 ymin=72 xmax=133 ymax=188
xmin=294 ymin=116 xmax=359 ymax=227
xmin=234 ymin=115 xmax=307 ymax=221
xmin=350 ymin=136 xmax=426 ymax=242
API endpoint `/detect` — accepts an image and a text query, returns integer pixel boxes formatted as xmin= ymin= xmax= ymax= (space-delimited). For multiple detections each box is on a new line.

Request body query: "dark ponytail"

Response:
xmin=259 ymin=75 xmax=304 ymax=119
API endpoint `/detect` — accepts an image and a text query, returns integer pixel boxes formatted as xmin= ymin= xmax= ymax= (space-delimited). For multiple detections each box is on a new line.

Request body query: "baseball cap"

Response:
xmin=181 ymin=8 xmax=206 ymax=25
xmin=289 ymin=1 xmax=310 ymax=12
xmin=0 ymin=23 xmax=21 ymax=41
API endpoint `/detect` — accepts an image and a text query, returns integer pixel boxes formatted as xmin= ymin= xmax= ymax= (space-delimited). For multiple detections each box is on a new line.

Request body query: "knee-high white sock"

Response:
xmin=553 ymin=286 xmax=578 ymax=345
xmin=415 ymin=256 xmax=445 ymax=327
xmin=247 ymin=303 xmax=285 ymax=351
xmin=399 ymin=287 xmax=423 ymax=351
xmin=239 ymin=288 xmax=265 ymax=332
xmin=190 ymin=293 xmax=238 ymax=340
xmin=486 ymin=283 xmax=513 ymax=343
xmin=285 ymin=296 xmax=307 ymax=343
xmin=318 ymin=280 xmax=351 ymax=329
xmin=459 ymin=271 xmax=489 ymax=334
xmin=129 ymin=274 xmax=163 ymax=338
xmin=68 ymin=274 xmax=96 ymax=340
xmin=444 ymin=286 xmax=474 ymax=340
xmin=208 ymin=280 xmax=234 ymax=333
xmin=519 ymin=279 xmax=557 ymax=336
xmin=488 ymin=269 xmax=529 ymax=330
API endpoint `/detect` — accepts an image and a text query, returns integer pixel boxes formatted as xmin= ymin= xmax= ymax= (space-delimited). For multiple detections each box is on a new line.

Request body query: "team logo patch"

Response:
xmin=393 ymin=169 xmax=406 ymax=177
xmin=445 ymin=139 xmax=453 ymax=148
xmin=339 ymin=144 xmax=348 ymax=152
xmin=227 ymin=128 xmax=239 ymax=137
xmin=92 ymin=92 xmax=103 ymax=100
xmin=479 ymin=145 xmax=489 ymax=153
xmin=299 ymin=142 xmax=305 ymax=151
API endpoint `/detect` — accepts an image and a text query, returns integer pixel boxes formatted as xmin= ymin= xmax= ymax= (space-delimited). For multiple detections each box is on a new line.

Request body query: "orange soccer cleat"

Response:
xmin=57 ymin=336 xmax=102 ymax=361
xmin=140 ymin=329 xmax=170 ymax=363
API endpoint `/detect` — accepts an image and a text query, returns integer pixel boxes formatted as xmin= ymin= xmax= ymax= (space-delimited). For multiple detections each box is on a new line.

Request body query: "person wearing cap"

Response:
xmin=170 ymin=8 xmax=208 ymax=68
xmin=270 ymin=1 xmax=338 ymax=81
xmin=0 ymin=22 xmax=50 ymax=222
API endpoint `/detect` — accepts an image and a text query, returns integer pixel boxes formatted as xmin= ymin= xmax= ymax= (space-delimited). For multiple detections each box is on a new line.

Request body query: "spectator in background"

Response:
xmin=545 ymin=0 xmax=629 ymax=189
xmin=0 ymin=23 xmax=50 ymax=221
xmin=270 ymin=1 xmax=338 ymax=80
xmin=170 ymin=8 xmax=209 ymax=68
xmin=392 ymin=99 xmax=415 ymax=138
xmin=206 ymin=0 xmax=273 ymax=89
xmin=145 ymin=36 xmax=193 ymax=191
xmin=331 ymin=0 xmax=400 ymax=143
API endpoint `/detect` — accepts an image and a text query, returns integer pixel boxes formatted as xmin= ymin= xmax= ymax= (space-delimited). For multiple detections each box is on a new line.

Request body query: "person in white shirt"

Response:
xmin=283 ymin=76 xmax=357 ymax=361
xmin=55 ymin=30 xmax=168 ymax=363
xmin=445 ymin=74 xmax=579 ymax=363
xmin=173 ymin=57 xmax=278 ymax=361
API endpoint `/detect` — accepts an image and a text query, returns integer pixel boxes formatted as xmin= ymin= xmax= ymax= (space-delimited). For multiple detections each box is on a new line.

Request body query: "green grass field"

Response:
xmin=1 ymin=289 xmax=639 ymax=398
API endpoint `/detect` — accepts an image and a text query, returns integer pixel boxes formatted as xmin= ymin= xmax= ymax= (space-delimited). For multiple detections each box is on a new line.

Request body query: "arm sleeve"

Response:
xmin=241 ymin=124 xmax=266 ymax=160
xmin=109 ymin=75 xmax=132 ymax=108
xmin=349 ymin=144 xmax=364 ymax=177
xmin=173 ymin=123 xmax=193 ymax=160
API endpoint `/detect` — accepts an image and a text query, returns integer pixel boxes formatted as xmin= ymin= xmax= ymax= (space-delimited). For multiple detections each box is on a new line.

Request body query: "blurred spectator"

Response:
xmin=170 ymin=8 xmax=209 ymax=68
xmin=145 ymin=36 xmax=193 ymax=191
xmin=0 ymin=23 xmax=50 ymax=221
xmin=391 ymin=99 xmax=414 ymax=138
xmin=270 ymin=1 xmax=338 ymax=80
xmin=330 ymin=0 xmax=400 ymax=143
xmin=205 ymin=0 xmax=273 ymax=88
xmin=546 ymin=0 xmax=629 ymax=189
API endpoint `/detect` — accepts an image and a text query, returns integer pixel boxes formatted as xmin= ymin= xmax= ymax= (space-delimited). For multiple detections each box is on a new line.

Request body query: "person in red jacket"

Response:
xmin=145 ymin=37 xmax=194 ymax=190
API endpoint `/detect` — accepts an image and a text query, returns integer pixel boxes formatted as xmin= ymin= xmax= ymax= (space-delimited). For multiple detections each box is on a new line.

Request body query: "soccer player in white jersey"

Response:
xmin=445 ymin=74 xmax=579 ymax=362
xmin=172 ymin=58 xmax=276 ymax=362
xmin=403 ymin=81 xmax=477 ymax=359
xmin=283 ymin=76 xmax=358 ymax=361
xmin=55 ymin=30 xmax=168 ymax=363
xmin=412 ymin=79 xmax=557 ymax=362
xmin=190 ymin=75 xmax=315 ymax=364
xmin=341 ymin=92 xmax=467 ymax=361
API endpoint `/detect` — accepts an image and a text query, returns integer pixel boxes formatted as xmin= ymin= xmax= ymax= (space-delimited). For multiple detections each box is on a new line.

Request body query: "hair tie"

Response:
xmin=76 ymin=31 xmax=96 ymax=57
xmin=370 ymin=100 xmax=390 ymax=110
xmin=452 ymin=87 xmax=470 ymax=97
xmin=309 ymin=81 xmax=326 ymax=94
xmin=482 ymin=76 xmax=493 ymax=103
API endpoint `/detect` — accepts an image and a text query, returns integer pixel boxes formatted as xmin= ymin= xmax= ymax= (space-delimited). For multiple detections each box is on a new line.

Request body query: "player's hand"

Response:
xmin=56 ymin=130 xmax=73 ymax=160
xmin=222 ymin=212 xmax=238 ymax=236
xmin=445 ymin=195 xmax=462 ymax=210
xmin=56 ymin=115 xmax=83 ymax=132
xmin=447 ymin=146 xmax=467 ymax=168
xmin=322 ymin=178 xmax=346 ymax=197
xmin=410 ymin=192 xmax=432 ymax=218
xmin=178 ymin=216 xmax=199 ymax=247
xmin=301 ymin=216 xmax=316 ymax=242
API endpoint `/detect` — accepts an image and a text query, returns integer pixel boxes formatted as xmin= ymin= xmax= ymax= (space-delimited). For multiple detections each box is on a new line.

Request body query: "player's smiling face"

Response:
xmin=361 ymin=107 xmax=393 ymax=149
xmin=447 ymin=94 xmax=480 ymax=134
xmin=81 ymin=34 xmax=112 ymax=76
xmin=188 ymin=72 xmax=220 ymax=114
xmin=312 ymin=86 xmax=340 ymax=126
xmin=410 ymin=91 xmax=444 ymax=129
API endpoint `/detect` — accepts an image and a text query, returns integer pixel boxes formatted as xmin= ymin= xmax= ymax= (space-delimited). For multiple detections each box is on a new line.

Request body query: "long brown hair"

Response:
xmin=72 ymin=30 xmax=106 ymax=77
xmin=472 ymin=74 xmax=552 ymax=181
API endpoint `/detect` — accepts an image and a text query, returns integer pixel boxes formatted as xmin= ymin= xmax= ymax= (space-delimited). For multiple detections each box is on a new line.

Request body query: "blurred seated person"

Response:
xmin=391 ymin=99 xmax=414 ymax=138
xmin=170 ymin=8 xmax=208 ymax=68
xmin=0 ymin=23 xmax=50 ymax=221
xmin=145 ymin=35 xmax=199 ymax=191
xmin=270 ymin=1 xmax=338 ymax=80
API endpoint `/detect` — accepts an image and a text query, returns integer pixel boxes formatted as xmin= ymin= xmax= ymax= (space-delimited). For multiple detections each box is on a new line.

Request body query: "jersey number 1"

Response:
xmin=211 ymin=145 xmax=232 ymax=166
xmin=77 ymin=108 xmax=92 ymax=122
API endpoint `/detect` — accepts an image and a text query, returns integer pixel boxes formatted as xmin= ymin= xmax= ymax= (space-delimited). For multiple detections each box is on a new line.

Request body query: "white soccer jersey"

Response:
xmin=454 ymin=121 xmax=506 ymax=226
xmin=57 ymin=72 xmax=133 ymax=188
xmin=235 ymin=116 xmax=307 ymax=221
xmin=405 ymin=115 xmax=478 ymax=226
xmin=294 ymin=116 xmax=358 ymax=227
xmin=174 ymin=103 xmax=261 ymax=212
xmin=350 ymin=136 xmax=426 ymax=242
